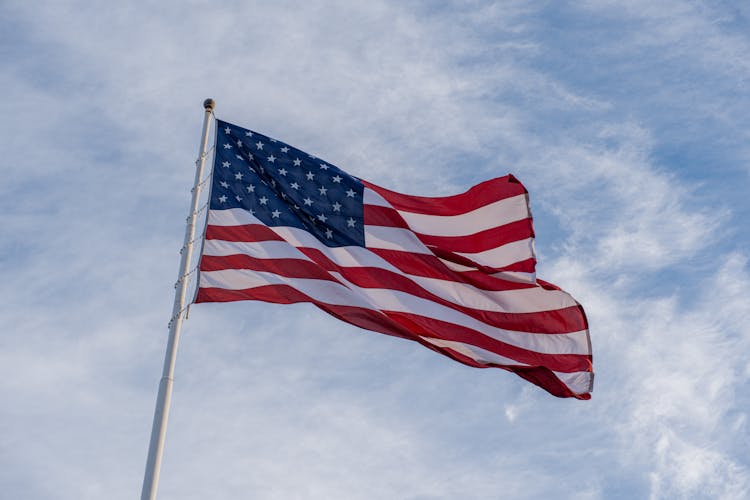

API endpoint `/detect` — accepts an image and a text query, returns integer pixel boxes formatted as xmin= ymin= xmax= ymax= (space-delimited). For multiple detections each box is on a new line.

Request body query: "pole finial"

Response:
xmin=203 ymin=98 xmax=215 ymax=111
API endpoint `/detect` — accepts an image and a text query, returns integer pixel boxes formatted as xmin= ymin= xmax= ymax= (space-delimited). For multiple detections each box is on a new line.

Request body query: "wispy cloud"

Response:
xmin=1 ymin=1 xmax=748 ymax=499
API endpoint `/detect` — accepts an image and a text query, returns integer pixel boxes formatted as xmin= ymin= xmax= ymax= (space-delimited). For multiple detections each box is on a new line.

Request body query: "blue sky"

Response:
xmin=2 ymin=1 xmax=749 ymax=498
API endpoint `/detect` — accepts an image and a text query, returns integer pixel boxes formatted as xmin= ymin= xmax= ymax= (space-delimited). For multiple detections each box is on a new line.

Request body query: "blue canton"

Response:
xmin=210 ymin=119 xmax=365 ymax=247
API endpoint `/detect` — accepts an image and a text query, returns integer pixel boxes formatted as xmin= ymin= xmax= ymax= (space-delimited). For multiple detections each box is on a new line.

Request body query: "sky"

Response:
xmin=1 ymin=1 xmax=749 ymax=499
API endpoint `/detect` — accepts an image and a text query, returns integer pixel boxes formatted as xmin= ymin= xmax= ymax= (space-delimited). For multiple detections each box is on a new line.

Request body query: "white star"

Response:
xmin=270 ymin=138 xmax=277 ymax=142
xmin=293 ymin=158 xmax=301 ymax=167
xmin=267 ymin=155 xmax=276 ymax=163
xmin=347 ymin=217 xmax=356 ymax=227
xmin=245 ymin=130 xmax=253 ymax=137
xmin=222 ymin=161 xmax=231 ymax=168
xmin=259 ymin=196 xmax=268 ymax=205
xmin=235 ymin=172 xmax=243 ymax=180
xmin=236 ymin=139 xmax=242 ymax=146
xmin=249 ymin=208 xmax=255 ymax=215
xmin=246 ymin=153 xmax=253 ymax=160
xmin=224 ymin=126 xmax=231 ymax=134
xmin=278 ymin=168 xmax=287 ymax=176
xmin=246 ymin=184 xmax=255 ymax=193
xmin=325 ymin=228 xmax=333 ymax=239
xmin=218 ymin=195 xmax=227 ymax=203
xmin=332 ymin=202 xmax=341 ymax=212
xmin=290 ymin=182 xmax=300 ymax=190
xmin=271 ymin=209 xmax=281 ymax=218
xmin=235 ymin=154 xmax=243 ymax=160
xmin=319 ymin=163 xmax=329 ymax=170
xmin=270 ymin=179 xmax=276 ymax=188
xmin=346 ymin=188 xmax=356 ymax=197
xmin=303 ymin=197 xmax=313 ymax=206
xmin=317 ymin=213 xmax=328 ymax=223
xmin=306 ymin=171 xmax=315 ymax=181
xmin=318 ymin=186 xmax=328 ymax=196
xmin=255 ymin=141 xmax=264 ymax=150
xmin=281 ymin=192 xmax=287 ymax=199
xmin=223 ymin=143 xmax=232 ymax=149
xmin=220 ymin=181 xmax=229 ymax=188
xmin=235 ymin=195 xmax=242 ymax=202
xmin=281 ymin=147 xmax=289 ymax=153
xmin=332 ymin=175 xmax=342 ymax=183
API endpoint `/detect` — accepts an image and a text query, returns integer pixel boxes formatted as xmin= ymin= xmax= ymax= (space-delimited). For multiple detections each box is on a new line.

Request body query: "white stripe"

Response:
xmin=420 ymin=337 xmax=525 ymax=366
xmin=203 ymin=209 xmax=424 ymax=263
xmin=440 ymin=258 xmax=536 ymax=283
xmin=364 ymin=224 xmax=534 ymax=271
xmin=204 ymin=238 xmax=308 ymax=260
xmin=199 ymin=269 xmax=590 ymax=355
xmin=384 ymin=194 xmax=530 ymax=237
xmin=206 ymin=208 xmax=434 ymax=258
xmin=363 ymin=190 xmax=534 ymax=269
xmin=420 ymin=337 xmax=591 ymax=394
xmin=436 ymin=259 xmax=476 ymax=272
xmin=554 ymin=370 xmax=593 ymax=394
xmin=209 ymin=208 xmax=533 ymax=274
xmin=203 ymin=238 xmax=578 ymax=313
xmin=204 ymin=228 xmax=408 ymax=269
xmin=363 ymin=188 xmax=391 ymax=208
xmin=203 ymin=208 xmax=592 ymax=392
xmin=364 ymin=187 xmax=531 ymax=235
xmin=208 ymin=208 xmax=263 ymax=226
xmin=364 ymin=225 xmax=430 ymax=253
xmin=489 ymin=270 xmax=536 ymax=284
xmin=410 ymin=275 xmax=577 ymax=312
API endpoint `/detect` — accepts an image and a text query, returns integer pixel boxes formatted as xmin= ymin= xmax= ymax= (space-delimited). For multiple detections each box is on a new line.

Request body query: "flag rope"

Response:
xmin=185 ymin=202 xmax=209 ymax=223
xmin=173 ymin=266 xmax=198 ymax=290
xmin=191 ymin=166 xmax=214 ymax=193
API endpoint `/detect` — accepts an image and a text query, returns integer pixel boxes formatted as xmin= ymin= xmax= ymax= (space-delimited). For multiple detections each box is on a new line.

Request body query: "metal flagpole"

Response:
xmin=140 ymin=98 xmax=215 ymax=500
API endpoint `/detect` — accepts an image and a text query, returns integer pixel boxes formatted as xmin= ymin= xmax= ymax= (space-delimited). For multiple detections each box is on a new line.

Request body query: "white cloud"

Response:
xmin=1 ymin=1 xmax=748 ymax=499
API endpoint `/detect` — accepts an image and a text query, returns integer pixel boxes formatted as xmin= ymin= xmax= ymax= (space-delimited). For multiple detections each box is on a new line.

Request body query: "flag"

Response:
xmin=195 ymin=119 xmax=593 ymax=399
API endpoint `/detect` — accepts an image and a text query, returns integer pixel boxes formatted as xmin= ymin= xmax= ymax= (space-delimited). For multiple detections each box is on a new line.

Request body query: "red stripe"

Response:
xmin=200 ymin=254 xmax=335 ymax=282
xmin=417 ymin=218 xmax=534 ymax=253
xmin=373 ymin=310 xmax=590 ymax=372
xmin=497 ymin=258 xmax=537 ymax=274
xmin=368 ymin=248 xmax=537 ymax=290
xmin=298 ymin=245 xmax=535 ymax=291
xmin=363 ymin=175 xmax=527 ymax=216
xmin=334 ymin=267 xmax=585 ymax=333
xmin=509 ymin=366 xmax=589 ymax=399
xmin=202 ymin=254 xmax=586 ymax=333
xmin=431 ymin=346 xmax=588 ymax=399
xmin=205 ymin=223 xmax=537 ymax=278
xmin=196 ymin=285 xmax=415 ymax=341
xmin=364 ymin=204 xmax=409 ymax=228
xmin=205 ymin=224 xmax=283 ymax=242
xmin=197 ymin=169 xmax=593 ymax=398
xmin=195 ymin=285 xmax=591 ymax=374
xmin=365 ymin=205 xmax=535 ymax=254
xmin=427 ymin=246 xmax=537 ymax=274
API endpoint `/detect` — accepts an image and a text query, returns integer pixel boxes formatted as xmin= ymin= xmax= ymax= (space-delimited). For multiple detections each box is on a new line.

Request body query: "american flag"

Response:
xmin=195 ymin=119 xmax=593 ymax=399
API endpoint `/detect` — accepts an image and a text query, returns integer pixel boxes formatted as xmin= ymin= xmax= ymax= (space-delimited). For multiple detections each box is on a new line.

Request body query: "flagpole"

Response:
xmin=140 ymin=98 xmax=215 ymax=500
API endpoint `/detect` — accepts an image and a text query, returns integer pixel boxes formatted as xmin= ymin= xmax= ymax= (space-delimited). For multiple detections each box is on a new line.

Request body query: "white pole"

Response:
xmin=140 ymin=98 xmax=215 ymax=500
